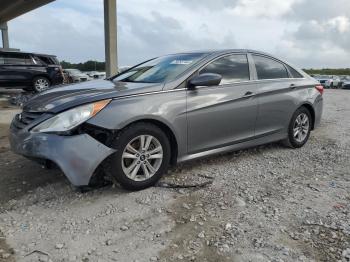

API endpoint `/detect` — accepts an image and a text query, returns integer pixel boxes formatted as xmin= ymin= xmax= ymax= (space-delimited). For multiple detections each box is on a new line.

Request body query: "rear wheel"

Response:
xmin=33 ymin=76 xmax=50 ymax=93
xmin=283 ymin=107 xmax=312 ymax=148
xmin=109 ymin=122 xmax=171 ymax=191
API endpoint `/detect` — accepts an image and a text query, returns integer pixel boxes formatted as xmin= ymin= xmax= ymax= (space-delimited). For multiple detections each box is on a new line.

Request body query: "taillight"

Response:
xmin=315 ymin=85 xmax=324 ymax=95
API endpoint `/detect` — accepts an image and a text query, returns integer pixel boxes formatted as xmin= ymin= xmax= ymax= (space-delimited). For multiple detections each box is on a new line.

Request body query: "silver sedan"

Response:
xmin=10 ymin=49 xmax=323 ymax=191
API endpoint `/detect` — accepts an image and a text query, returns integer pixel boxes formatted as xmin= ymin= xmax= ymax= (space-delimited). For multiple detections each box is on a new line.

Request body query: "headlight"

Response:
xmin=31 ymin=99 xmax=111 ymax=133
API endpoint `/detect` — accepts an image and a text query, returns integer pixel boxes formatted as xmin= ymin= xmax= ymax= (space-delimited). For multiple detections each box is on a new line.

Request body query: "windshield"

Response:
xmin=113 ymin=53 xmax=207 ymax=83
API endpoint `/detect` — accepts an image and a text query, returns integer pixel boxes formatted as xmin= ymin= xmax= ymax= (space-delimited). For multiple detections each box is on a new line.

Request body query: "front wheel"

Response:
xmin=108 ymin=122 xmax=171 ymax=191
xmin=33 ymin=76 xmax=50 ymax=93
xmin=283 ymin=107 xmax=312 ymax=148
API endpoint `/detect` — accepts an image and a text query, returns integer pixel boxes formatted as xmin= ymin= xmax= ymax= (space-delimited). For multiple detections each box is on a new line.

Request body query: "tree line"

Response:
xmin=60 ymin=60 xmax=350 ymax=76
xmin=303 ymin=68 xmax=350 ymax=76
xmin=60 ymin=60 xmax=106 ymax=71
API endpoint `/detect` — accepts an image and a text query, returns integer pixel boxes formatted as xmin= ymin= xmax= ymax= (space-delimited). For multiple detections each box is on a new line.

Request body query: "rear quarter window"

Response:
xmin=252 ymin=55 xmax=289 ymax=80
xmin=285 ymin=64 xmax=304 ymax=78
xmin=37 ymin=56 xmax=59 ymax=65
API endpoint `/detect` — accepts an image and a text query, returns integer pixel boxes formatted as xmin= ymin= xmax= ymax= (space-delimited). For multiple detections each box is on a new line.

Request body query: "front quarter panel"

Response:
xmin=87 ymin=90 xmax=188 ymax=157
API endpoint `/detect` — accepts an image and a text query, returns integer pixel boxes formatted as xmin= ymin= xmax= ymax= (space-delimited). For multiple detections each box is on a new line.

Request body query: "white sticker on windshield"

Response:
xmin=170 ymin=60 xmax=193 ymax=65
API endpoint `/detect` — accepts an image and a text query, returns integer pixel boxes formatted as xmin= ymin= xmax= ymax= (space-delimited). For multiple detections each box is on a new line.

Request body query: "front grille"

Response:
xmin=12 ymin=111 xmax=44 ymax=130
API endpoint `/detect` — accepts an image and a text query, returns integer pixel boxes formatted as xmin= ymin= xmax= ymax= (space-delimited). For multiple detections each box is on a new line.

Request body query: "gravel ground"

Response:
xmin=0 ymin=90 xmax=349 ymax=262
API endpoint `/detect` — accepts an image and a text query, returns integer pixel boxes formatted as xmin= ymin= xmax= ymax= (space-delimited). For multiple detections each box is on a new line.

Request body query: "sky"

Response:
xmin=6 ymin=0 xmax=350 ymax=68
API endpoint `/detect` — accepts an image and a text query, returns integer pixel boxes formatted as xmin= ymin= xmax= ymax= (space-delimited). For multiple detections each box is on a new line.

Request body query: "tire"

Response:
xmin=283 ymin=107 xmax=312 ymax=148
xmin=108 ymin=122 xmax=171 ymax=191
xmin=33 ymin=76 xmax=50 ymax=93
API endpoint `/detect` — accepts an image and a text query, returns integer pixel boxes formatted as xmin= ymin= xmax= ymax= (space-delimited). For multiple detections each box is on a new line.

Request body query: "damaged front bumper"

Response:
xmin=9 ymin=125 xmax=116 ymax=186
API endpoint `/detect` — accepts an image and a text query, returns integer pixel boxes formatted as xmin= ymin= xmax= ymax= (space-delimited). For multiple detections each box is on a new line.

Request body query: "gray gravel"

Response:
xmin=0 ymin=89 xmax=349 ymax=262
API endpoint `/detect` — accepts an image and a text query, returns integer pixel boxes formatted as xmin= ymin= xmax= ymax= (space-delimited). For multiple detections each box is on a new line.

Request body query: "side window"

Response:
xmin=33 ymin=56 xmax=44 ymax=65
xmin=38 ymin=56 xmax=52 ymax=65
xmin=200 ymin=54 xmax=250 ymax=85
xmin=285 ymin=64 xmax=303 ymax=78
xmin=4 ymin=53 xmax=32 ymax=65
xmin=253 ymin=55 xmax=288 ymax=80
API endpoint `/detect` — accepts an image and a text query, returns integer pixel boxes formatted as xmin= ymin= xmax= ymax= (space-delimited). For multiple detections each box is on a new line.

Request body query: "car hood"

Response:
xmin=23 ymin=79 xmax=164 ymax=113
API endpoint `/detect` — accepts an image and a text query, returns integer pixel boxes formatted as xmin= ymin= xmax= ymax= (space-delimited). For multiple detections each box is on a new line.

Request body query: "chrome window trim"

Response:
xmin=112 ymin=88 xmax=187 ymax=100
xmin=185 ymin=77 xmax=306 ymax=90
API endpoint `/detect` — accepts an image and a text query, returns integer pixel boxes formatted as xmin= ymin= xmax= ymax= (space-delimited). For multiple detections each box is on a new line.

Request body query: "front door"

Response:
xmin=186 ymin=53 xmax=259 ymax=154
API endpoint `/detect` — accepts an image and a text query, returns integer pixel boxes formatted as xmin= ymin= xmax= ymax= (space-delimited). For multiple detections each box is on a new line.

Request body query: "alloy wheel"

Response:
xmin=293 ymin=113 xmax=310 ymax=143
xmin=34 ymin=78 xmax=49 ymax=92
xmin=121 ymin=135 xmax=163 ymax=181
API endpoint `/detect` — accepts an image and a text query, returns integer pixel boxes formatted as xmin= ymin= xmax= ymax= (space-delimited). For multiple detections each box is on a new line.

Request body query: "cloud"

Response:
xmin=274 ymin=0 xmax=350 ymax=67
xmin=175 ymin=0 xmax=239 ymax=10
xmin=9 ymin=5 xmax=105 ymax=63
xmin=286 ymin=0 xmax=350 ymax=22
xmin=230 ymin=0 xmax=302 ymax=18
xmin=6 ymin=0 xmax=350 ymax=68
xmin=118 ymin=11 xmax=237 ymax=65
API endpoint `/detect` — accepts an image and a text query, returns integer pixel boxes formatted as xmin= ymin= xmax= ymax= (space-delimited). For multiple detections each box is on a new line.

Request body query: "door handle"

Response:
xmin=242 ymin=91 xmax=255 ymax=98
xmin=290 ymin=83 xmax=296 ymax=89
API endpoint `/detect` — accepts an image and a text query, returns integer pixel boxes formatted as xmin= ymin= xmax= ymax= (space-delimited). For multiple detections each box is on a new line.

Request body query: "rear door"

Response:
xmin=252 ymin=54 xmax=305 ymax=136
xmin=0 ymin=53 xmax=36 ymax=86
xmin=186 ymin=53 xmax=259 ymax=154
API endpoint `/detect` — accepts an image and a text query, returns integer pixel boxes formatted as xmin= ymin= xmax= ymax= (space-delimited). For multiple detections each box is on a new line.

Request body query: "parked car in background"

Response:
xmin=325 ymin=75 xmax=342 ymax=88
xmin=341 ymin=76 xmax=350 ymax=89
xmin=313 ymin=75 xmax=332 ymax=87
xmin=9 ymin=49 xmax=323 ymax=191
xmin=85 ymin=71 xmax=106 ymax=79
xmin=64 ymin=69 xmax=91 ymax=83
xmin=0 ymin=51 xmax=64 ymax=92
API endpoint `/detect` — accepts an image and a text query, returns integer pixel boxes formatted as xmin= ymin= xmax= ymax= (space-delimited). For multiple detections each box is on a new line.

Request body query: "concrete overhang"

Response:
xmin=0 ymin=0 xmax=54 ymax=24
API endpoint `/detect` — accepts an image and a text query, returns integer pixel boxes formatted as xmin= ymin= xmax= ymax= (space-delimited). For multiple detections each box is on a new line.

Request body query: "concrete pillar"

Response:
xmin=0 ymin=23 xmax=9 ymax=49
xmin=104 ymin=0 xmax=118 ymax=77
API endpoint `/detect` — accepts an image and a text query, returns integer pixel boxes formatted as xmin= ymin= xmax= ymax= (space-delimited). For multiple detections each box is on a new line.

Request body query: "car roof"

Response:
xmin=165 ymin=49 xmax=299 ymax=69
xmin=0 ymin=50 xmax=57 ymax=58
xmin=167 ymin=49 xmax=276 ymax=57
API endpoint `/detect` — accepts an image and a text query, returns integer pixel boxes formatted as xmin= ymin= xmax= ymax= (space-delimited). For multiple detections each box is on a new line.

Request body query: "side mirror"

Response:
xmin=189 ymin=73 xmax=222 ymax=88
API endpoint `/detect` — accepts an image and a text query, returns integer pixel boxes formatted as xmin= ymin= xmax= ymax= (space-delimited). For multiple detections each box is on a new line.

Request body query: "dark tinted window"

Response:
xmin=253 ymin=55 xmax=288 ymax=79
xmin=200 ymin=54 xmax=250 ymax=84
xmin=285 ymin=64 xmax=303 ymax=78
xmin=37 ymin=55 xmax=59 ymax=65
xmin=1 ymin=53 xmax=32 ymax=65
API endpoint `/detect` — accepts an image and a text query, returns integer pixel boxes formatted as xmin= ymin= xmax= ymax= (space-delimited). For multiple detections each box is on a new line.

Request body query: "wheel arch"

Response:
xmin=121 ymin=118 xmax=179 ymax=166
xmin=299 ymin=103 xmax=316 ymax=130
xmin=32 ymin=74 xmax=51 ymax=83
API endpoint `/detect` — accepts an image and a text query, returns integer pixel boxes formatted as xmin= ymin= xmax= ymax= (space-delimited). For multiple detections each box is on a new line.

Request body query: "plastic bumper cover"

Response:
xmin=9 ymin=130 xmax=115 ymax=186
